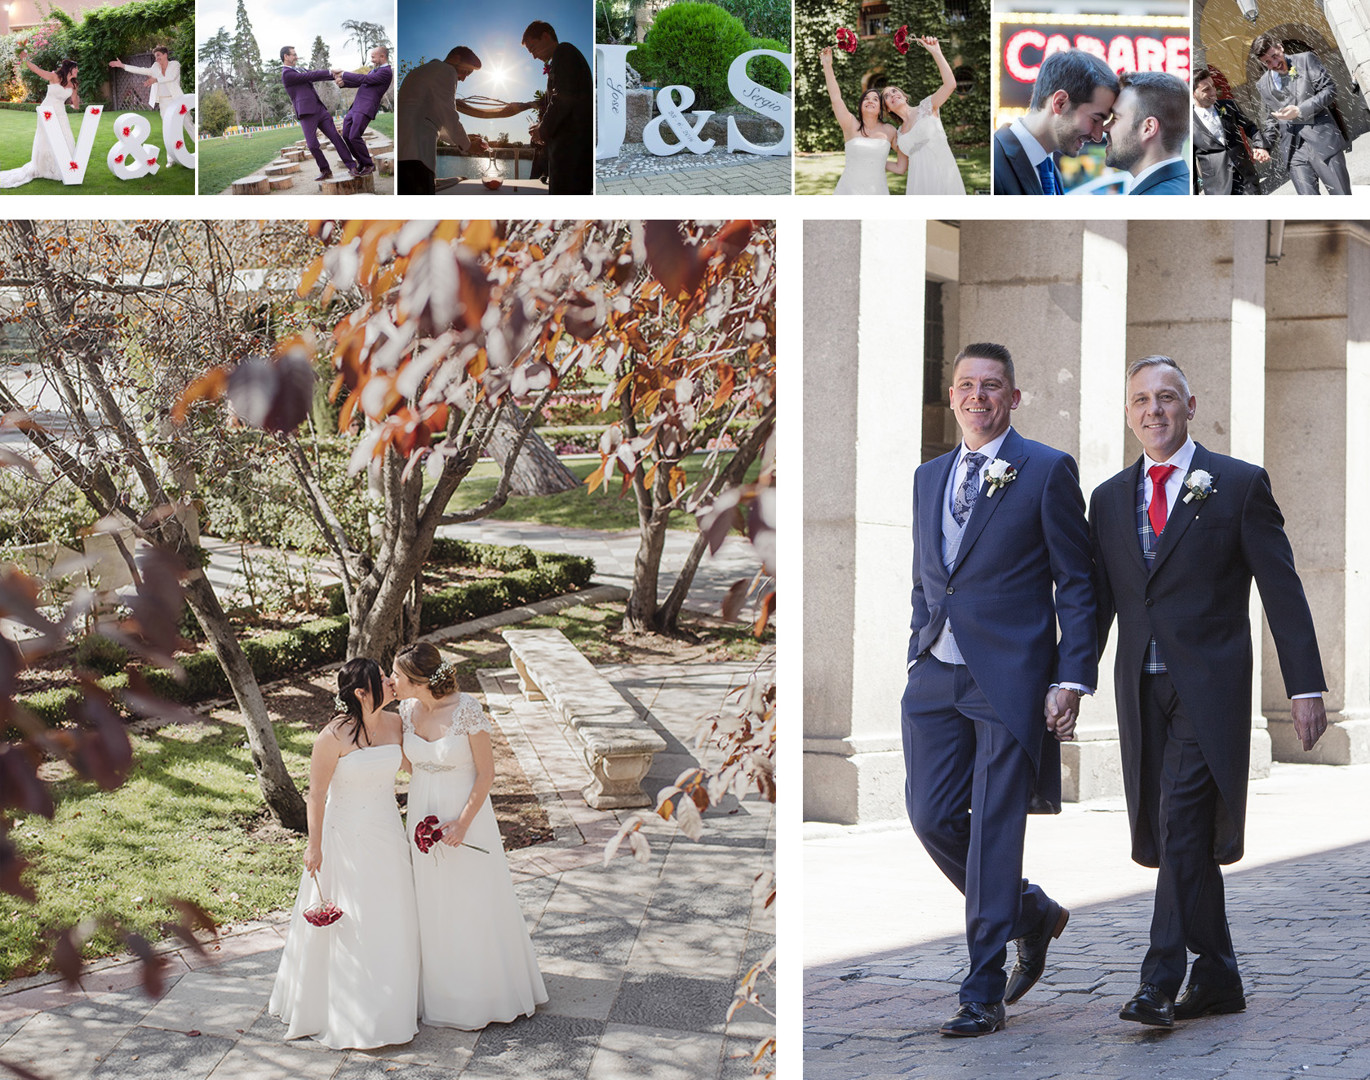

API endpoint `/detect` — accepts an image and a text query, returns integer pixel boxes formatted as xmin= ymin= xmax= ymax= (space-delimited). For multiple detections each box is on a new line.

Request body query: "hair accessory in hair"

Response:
xmin=429 ymin=660 xmax=455 ymax=689
xmin=334 ymin=693 xmax=347 ymax=711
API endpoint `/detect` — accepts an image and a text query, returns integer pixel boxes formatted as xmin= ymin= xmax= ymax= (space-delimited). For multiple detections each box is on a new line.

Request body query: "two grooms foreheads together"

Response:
xmin=905 ymin=346 xmax=1327 ymax=1037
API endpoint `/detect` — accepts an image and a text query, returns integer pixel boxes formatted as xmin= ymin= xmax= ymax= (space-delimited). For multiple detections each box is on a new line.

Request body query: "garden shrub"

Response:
xmin=72 ymin=635 xmax=129 ymax=675
xmin=708 ymin=0 xmax=791 ymax=42
xmin=746 ymin=37 xmax=792 ymax=95
xmin=632 ymin=2 xmax=755 ymax=110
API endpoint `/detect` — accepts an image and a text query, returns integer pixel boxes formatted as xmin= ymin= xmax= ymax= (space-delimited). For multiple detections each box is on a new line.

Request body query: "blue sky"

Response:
xmin=197 ymin=0 xmax=391 ymax=72
xmin=398 ymin=0 xmax=593 ymax=139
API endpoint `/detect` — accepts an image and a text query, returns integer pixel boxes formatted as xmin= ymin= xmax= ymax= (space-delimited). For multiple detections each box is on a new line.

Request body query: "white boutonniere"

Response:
xmin=983 ymin=458 xmax=1017 ymax=497
xmin=1182 ymin=469 xmax=1215 ymax=504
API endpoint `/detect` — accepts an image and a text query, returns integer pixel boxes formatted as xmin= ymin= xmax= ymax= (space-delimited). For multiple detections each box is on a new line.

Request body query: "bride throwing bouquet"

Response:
xmin=881 ymin=37 xmax=965 ymax=196
xmin=0 ymin=55 xmax=82 ymax=188
xmin=821 ymin=46 xmax=902 ymax=195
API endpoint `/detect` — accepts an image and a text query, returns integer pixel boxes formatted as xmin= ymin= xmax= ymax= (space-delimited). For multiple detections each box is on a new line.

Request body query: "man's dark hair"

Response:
xmin=280 ymin=45 xmax=294 ymax=62
xmin=444 ymin=46 xmax=481 ymax=68
xmin=1120 ymin=70 xmax=1190 ymax=155
xmin=1252 ymin=33 xmax=1282 ymax=59
xmin=522 ymin=20 xmax=557 ymax=43
xmin=154 ymin=45 xmax=170 ymax=58
xmin=1192 ymin=67 xmax=1212 ymax=84
xmin=1028 ymin=49 xmax=1121 ymax=112
xmin=953 ymin=343 xmax=1015 ymax=387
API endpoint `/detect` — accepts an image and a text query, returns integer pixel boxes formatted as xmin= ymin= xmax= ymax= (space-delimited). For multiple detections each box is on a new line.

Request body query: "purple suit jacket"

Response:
xmin=341 ymin=64 xmax=391 ymax=121
xmin=282 ymin=66 xmax=333 ymax=121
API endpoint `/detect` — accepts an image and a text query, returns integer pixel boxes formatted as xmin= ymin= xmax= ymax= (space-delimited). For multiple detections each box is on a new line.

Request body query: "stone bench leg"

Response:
xmin=511 ymin=654 xmax=546 ymax=702
xmin=582 ymin=749 xmax=655 ymax=809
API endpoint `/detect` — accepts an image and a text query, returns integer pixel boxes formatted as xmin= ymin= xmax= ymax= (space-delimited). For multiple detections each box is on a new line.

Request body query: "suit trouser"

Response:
xmin=1138 ymin=672 xmax=1241 ymax=997
xmin=902 ymin=657 xmax=1053 ymax=1003
xmin=300 ymin=113 xmax=356 ymax=175
xmin=341 ymin=111 xmax=374 ymax=169
xmin=1288 ymin=135 xmax=1351 ymax=195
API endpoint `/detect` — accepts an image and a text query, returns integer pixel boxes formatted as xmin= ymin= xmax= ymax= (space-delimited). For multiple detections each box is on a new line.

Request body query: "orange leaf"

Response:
xmin=171 ymin=367 xmax=228 ymax=423
xmin=463 ymin=220 xmax=495 ymax=253
xmin=584 ymin=462 xmax=606 ymax=494
xmin=296 ymin=256 xmax=324 ymax=297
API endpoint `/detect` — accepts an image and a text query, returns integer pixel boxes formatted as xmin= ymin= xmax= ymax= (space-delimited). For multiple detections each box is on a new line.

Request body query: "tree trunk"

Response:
xmin=182 ymin=572 xmax=308 ymax=832
xmin=624 ymin=504 xmax=674 ymax=634
xmin=486 ymin=407 xmax=579 ymax=496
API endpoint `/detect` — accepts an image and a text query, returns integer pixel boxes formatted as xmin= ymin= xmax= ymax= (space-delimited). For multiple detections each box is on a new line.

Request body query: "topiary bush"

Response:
xmin=745 ymin=37 xmax=792 ymax=95
xmin=632 ymin=2 xmax=755 ymax=111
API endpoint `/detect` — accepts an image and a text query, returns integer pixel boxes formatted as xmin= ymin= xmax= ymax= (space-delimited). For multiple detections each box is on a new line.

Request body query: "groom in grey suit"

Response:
xmin=1253 ymin=35 xmax=1350 ymax=195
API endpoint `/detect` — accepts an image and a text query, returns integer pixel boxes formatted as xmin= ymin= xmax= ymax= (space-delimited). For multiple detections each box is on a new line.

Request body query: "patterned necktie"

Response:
xmin=953 ymin=452 xmax=986 ymax=526
xmin=1036 ymin=157 xmax=1059 ymax=195
xmin=1148 ymin=464 xmax=1177 ymax=536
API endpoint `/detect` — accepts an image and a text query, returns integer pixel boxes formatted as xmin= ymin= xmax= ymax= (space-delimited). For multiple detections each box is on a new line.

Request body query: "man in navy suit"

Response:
xmin=519 ymin=22 xmax=591 ymax=194
xmin=903 ymin=344 xmax=1097 ymax=1036
xmin=334 ymin=45 xmax=392 ymax=177
xmin=992 ymin=49 xmax=1118 ymax=194
xmin=280 ymin=45 xmax=358 ymax=181
xmin=1090 ymin=356 xmax=1326 ymax=1027
xmin=1104 ymin=71 xmax=1191 ymax=194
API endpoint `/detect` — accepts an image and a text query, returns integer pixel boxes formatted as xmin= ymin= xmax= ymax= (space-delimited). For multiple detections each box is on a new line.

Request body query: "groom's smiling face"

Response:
xmin=1126 ymin=365 xmax=1194 ymax=461
xmin=1049 ymin=86 xmax=1115 ymax=156
xmin=949 ymin=356 xmax=1020 ymax=450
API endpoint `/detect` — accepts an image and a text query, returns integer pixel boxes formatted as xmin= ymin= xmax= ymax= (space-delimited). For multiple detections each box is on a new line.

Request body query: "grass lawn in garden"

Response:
xmin=0 ymin=108 xmax=195 ymax=195
xmin=794 ymin=145 xmax=990 ymax=195
xmin=439 ymin=456 xmax=762 ymax=533
xmin=198 ymin=112 xmax=394 ymax=194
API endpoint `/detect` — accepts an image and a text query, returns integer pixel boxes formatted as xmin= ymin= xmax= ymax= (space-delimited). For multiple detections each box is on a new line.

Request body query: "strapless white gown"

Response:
xmin=0 ymin=83 xmax=77 ymax=187
xmin=403 ymin=694 xmax=547 ymax=1029
xmin=898 ymin=96 xmax=965 ymax=196
xmin=269 ymin=743 xmax=420 ymax=1049
xmin=834 ymin=135 xmax=892 ymax=195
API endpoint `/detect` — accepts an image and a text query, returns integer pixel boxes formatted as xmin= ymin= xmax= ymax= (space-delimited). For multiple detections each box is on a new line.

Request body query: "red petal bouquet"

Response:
xmin=894 ymin=25 xmax=910 ymax=54
xmin=836 ymin=27 xmax=858 ymax=54
xmin=303 ymin=872 xmax=343 ymax=926
xmin=414 ymin=814 xmax=490 ymax=854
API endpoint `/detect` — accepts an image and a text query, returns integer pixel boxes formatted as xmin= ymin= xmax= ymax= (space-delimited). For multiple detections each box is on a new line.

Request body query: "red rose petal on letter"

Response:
xmin=146 ymin=157 xmax=156 ymax=166
xmin=42 ymin=111 xmax=50 ymax=120
xmin=122 ymin=126 xmax=130 ymax=136
xmin=115 ymin=154 xmax=124 ymax=163
xmin=175 ymin=140 xmax=183 ymax=149
xmin=179 ymin=104 xmax=187 ymax=114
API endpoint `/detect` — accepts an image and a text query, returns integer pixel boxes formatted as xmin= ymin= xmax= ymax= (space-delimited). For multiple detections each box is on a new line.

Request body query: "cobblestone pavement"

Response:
xmin=596 ymin=146 xmax=790 ymax=195
xmin=0 ymin=661 xmax=774 ymax=1080
xmin=805 ymin=763 xmax=1370 ymax=1079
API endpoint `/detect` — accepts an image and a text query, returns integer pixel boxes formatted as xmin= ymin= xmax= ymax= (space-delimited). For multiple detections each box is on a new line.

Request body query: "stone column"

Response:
xmin=1263 ymin=221 xmax=1370 ymax=765
xmin=1324 ymin=0 xmax=1370 ymax=94
xmin=958 ymin=221 xmax=1128 ymax=800
xmin=802 ymin=220 xmax=928 ymax=824
xmin=1124 ymin=219 xmax=1273 ymax=778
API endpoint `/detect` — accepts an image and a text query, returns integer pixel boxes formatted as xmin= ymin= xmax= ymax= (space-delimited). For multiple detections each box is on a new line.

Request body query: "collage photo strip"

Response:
xmin=0 ymin=0 xmax=1366 ymax=1078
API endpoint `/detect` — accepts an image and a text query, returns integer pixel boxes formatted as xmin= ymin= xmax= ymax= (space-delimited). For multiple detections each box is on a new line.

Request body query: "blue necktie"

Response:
xmin=952 ymin=452 xmax=986 ymax=526
xmin=1036 ymin=157 xmax=1059 ymax=195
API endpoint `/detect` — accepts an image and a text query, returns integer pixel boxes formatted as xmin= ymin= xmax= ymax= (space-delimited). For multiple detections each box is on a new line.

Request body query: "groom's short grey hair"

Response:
xmin=953 ymin=343 xmax=1015 ymax=387
xmin=1127 ymin=355 xmax=1191 ymax=398
xmin=1028 ymin=50 xmax=1120 ymax=112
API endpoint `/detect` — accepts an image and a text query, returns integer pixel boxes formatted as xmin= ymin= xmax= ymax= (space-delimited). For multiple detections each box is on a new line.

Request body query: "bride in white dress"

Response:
xmin=392 ymin=642 xmax=547 ymax=1029
xmin=269 ymin=658 xmax=420 ymax=1049
xmin=821 ymin=46 xmax=903 ymax=195
xmin=0 ymin=57 xmax=83 ymax=188
xmin=880 ymin=37 xmax=966 ymax=196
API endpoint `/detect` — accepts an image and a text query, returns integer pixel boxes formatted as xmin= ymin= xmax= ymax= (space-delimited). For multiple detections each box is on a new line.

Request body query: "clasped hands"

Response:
xmin=1044 ymin=686 xmax=1081 ymax=742
xmin=1271 ymin=104 xmax=1301 ymax=122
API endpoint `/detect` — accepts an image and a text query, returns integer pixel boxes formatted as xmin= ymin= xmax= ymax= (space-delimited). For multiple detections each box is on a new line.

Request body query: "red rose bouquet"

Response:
xmin=836 ymin=27 xmax=858 ymax=54
xmin=414 ymin=814 xmax=490 ymax=854
xmin=303 ymin=872 xmax=343 ymax=927
xmin=894 ymin=25 xmax=910 ymax=54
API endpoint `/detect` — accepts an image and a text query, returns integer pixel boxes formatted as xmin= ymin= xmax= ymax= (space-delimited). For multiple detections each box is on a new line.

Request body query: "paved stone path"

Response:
xmin=805 ymin=763 xmax=1370 ymax=1079
xmin=0 ymin=660 xmax=774 ymax=1080
xmin=596 ymin=150 xmax=790 ymax=196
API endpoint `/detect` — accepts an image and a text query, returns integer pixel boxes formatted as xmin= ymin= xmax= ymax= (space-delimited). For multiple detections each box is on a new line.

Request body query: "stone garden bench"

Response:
xmin=502 ymin=628 xmax=665 ymax=809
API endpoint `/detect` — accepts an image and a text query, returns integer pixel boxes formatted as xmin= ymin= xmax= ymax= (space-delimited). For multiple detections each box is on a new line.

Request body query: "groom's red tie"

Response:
xmin=1148 ymin=464 xmax=1177 ymax=535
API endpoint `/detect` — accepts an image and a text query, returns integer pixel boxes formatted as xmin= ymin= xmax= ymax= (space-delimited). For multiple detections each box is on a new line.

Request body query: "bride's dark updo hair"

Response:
xmin=333 ymin=657 xmax=384 ymax=746
xmin=394 ymin=642 xmax=458 ymax=698
xmin=55 ymin=60 xmax=78 ymax=87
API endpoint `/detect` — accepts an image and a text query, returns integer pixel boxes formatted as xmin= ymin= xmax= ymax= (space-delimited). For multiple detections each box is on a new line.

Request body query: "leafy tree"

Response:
xmin=341 ymin=19 xmax=391 ymax=62
xmin=794 ymin=0 xmax=862 ymax=151
xmin=199 ymin=26 xmax=233 ymax=93
xmin=308 ymin=36 xmax=338 ymax=111
xmin=200 ymin=87 xmax=237 ymax=136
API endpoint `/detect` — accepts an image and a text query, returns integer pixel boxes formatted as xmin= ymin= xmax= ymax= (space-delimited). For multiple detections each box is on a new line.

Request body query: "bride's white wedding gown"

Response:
xmin=269 ymin=743 xmax=420 ymax=1049
xmin=0 ymin=83 xmax=78 ymax=188
xmin=898 ymin=96 xmax=966 ymax=196
xmin=833 ymin=134 xmax=892 ymax=195
xmin=403 ymin=694 xmax=547 ymax=1029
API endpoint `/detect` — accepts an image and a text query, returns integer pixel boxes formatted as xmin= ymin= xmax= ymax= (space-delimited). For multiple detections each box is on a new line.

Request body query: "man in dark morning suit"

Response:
xmin=1253 ymin=34 xmax=1350 ymax=195
xmin=520 ymin=21 xmax=592 ymax=194
xmin=1089 ymin=356 xmax=1327 ymax=1028
xmin=280 ymin=45 xmax=358 ymax=181
xmin=1103 ymin=70 xmax=1191 ymax=194
xmin=335 ymin=45 xmax=393 ymax=177
xmin=1192 ymin=68 xmax=1269 ymax=194
xmin=903 ymin=344 xmax=1097 ymax=1037
xmin=993 ymin=49 xmax=1118 ymax=194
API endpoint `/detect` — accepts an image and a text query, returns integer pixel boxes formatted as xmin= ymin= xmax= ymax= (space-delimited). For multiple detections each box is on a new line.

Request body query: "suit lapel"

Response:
xmin=950 ymin=429 xmax=1025 ymax=578
xmin=1004 ymin=131 xmax=1043 ymax=195
xmin=1107 ymin=459 xmax=1149 ymax=577
xmin=1149 ymin=444 xmax=1218 ymax=578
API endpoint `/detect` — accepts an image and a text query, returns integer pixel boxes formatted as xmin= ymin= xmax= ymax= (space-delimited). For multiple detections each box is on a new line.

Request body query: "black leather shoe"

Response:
xmin=1119 ymin=983 xmax=1174 ymax=1027
xmin=1004 ymin=903 xmax=1069 ymax=1004
xmin=938 ymin=1000 xmax=1005 ymax=1037
xmin=313 ymin=172 xmax=333 ymax=181
xmin=1174 ymin=981 xmax=1245 ymax=1020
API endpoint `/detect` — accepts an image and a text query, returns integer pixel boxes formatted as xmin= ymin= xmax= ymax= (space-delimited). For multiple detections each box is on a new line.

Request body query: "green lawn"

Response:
xmin=439 ymin=456 xmax=762 ymax=533
xmin=198 ymin=112 xmax=394 ymax=194
xmin=0 ymin=718 xmax=312 ymax=979
xmin=794 ymin=145 xmax=990 ymax=196
xmin=0 ymin=107 xmax=195 ymax=196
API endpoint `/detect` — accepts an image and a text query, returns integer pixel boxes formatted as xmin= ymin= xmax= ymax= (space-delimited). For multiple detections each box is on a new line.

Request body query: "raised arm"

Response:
xmin=918 ymin=37 xmax=957 ymax=111
xmin=821 ymin=47 xmax=858 ymax=137
xmin=22 ymin=58 xmax=58 ymax=84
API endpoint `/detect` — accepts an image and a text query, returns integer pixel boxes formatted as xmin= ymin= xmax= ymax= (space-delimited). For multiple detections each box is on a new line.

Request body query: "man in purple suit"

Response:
xmin=280 ymin=45 xmax=358 ymax=181
xmin=334 ymin=45 xmax=392 ymax=177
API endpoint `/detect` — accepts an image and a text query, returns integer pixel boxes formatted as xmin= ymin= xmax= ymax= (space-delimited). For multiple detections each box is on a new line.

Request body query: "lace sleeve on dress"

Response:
xmin=448 ymin=693 xmax=492 ymax=737
xmin=399 ymin=698 xmax=415 ymax=735
xmin=918 ymin=95 xmax=934 ymax=121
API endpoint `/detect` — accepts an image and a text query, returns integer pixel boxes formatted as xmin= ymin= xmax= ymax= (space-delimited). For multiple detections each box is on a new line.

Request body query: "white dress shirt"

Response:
xmin=1009 ymin=117 xmax=1051 ymax=168
xmin=1195 ymin=105 xmax=1225 ymax=141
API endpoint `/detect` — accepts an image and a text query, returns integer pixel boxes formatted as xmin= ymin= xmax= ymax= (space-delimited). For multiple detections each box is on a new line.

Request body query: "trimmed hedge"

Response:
xmin=17 ymin=546 xmax=595 ymax=726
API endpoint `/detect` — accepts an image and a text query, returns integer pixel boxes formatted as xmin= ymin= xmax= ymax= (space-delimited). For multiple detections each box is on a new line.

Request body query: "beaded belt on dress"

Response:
xmin=414 ymin=761 xmax=458 ymax=772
